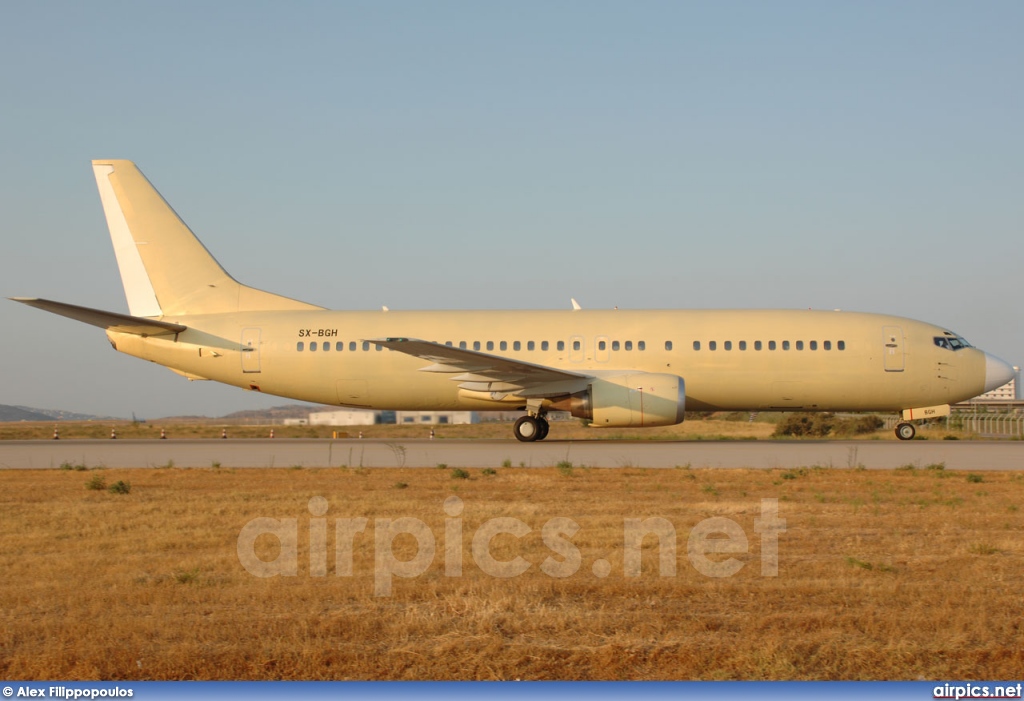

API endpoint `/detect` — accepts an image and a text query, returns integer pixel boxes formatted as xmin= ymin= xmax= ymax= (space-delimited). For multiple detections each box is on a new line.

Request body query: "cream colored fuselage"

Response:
xmin=108 ymin=308 xmax=987 ymax=415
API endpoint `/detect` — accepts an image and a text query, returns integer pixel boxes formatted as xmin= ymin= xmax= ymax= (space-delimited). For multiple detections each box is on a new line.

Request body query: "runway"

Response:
xmin=0 ymin=438 xmax=1022 ymax=470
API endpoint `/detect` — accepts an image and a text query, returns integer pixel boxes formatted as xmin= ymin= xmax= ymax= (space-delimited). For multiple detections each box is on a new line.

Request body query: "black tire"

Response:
xmin=514 ymin=416 xmax=540 ymax=442
xmin=536 ymin=417 xmax=550 ymax=441
xmin=895 ymin=422 xmax=916 ymax=441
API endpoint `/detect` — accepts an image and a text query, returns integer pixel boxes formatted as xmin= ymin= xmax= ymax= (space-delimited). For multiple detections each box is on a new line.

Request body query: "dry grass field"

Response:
xmin=1 ymin=465 xmax=1022 ymax=680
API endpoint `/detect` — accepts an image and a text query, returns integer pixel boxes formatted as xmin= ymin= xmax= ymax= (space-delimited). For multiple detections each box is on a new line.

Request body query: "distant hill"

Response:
xmin=0 ymin=403 xmax=326 ymax=424
xmin=157 ymin=404 xmax=329 ymax=423
xmin=221 ymin=404 xmax=330 ymax=421
xmin=0 ymin=405 xmax=114 ymax=422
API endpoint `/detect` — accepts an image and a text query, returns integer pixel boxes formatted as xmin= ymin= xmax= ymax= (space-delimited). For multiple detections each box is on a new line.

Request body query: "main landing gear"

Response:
xmin=513 ymin=414 xmax=550 ymax=442
xmin=895 ymin=422 xmax=916 ymax=441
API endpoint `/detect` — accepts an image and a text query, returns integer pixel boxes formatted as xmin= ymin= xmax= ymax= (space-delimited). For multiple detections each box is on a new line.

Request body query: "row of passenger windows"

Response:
xmin=297 ymin=341 xmax=382 ymax=352
xmin=693 ymin=340 xmax=846 ymax=351
xmin=295 ymin=339 xmax=846 ymax=352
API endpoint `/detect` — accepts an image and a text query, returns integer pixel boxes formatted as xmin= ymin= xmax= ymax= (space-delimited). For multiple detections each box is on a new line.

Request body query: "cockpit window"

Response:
xmin=934 ymin=333 xmax=972 ymax=351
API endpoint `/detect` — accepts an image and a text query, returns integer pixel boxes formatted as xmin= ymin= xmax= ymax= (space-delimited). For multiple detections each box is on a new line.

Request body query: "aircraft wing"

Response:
xmin=10 ymin=298 xmax=187 ymax=336
xmin=370 ymin=337 xmax=590 ymax=394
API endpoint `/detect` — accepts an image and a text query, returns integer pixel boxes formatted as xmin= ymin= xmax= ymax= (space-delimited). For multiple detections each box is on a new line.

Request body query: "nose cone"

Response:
xmin=984 ymin=353 xmax=1015 ymax=393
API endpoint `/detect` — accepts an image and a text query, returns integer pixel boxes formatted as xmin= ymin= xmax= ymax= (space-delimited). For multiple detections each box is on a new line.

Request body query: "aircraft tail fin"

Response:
xmin=92 ymin=160 xmax=323 ymax=317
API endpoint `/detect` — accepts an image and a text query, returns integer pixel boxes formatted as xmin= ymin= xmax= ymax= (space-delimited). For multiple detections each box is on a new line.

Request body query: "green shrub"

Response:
xmin=481 ymin=468 xmax=497 ymax=476
xmin=834 ymin=415 xmax=884 ymax=436
xmin=85 ymin=475 xmax=107 ymax=491
xmin=773 ymin=413 xmax=835 ymax=437
xmin=450 ymin=468 xmax=469 ymax=480
xmin=108 ymin=480 xmax=131 ymax=495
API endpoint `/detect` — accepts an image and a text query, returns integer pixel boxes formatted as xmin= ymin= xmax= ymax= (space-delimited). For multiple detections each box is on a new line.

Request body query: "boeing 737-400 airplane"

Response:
xmin=11 ymin=161 xmax=1015 ymax=441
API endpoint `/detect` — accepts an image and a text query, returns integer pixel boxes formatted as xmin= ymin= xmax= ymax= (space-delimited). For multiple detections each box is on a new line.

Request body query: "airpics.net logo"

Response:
xmin=236 ymin=496 xmax=786 ymax=596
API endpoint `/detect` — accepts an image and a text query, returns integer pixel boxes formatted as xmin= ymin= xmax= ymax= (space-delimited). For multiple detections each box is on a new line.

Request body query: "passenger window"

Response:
xmin=336 ymin=342 xmax=344 ymax=351
xmin=557 ymin=341 xmax=565 ymax=351
xmin=665 ymin=341 xmax=673 ymax=351
xmin=573 ymin=340 xmax=581 ymax=351
xmin=459 ymin=341 xmax=467 ymax=349
xmin=838 ymin=341 xmax=846 ymax=351
xmin=487 ymin=341 xmax=494 ymax=351
xmin=613 ymin=341 xmax=620 ymax=351
xmin=445 ymin=341 xmax=453 ymax=347
xmin=724 ymin=341 xmax=732 ymax=351
xmin=541 ymin=341 xmax=549 ymax=351
xmin=500 ymin=341 xmax=508 ymax=351
xmin=755 ymin=341 xmax=762 ymax=351
xmin=824 ymin=341 xmax=832 ymax=351
xmin=769 ymin=341 xmax=777 ymax=351
xmin=708 ymin=341 xmax=716 ymax=351
xmin=322 ymin=342 xmax=330 ymax=352
xmin=598 ymin=340 xmax=606 ymax=351
xmin=349 ymin=342 xmax=356 ymax=351
xmin=363 ymin=341 xmax=370 ymax=351
xmin=514 ymin=341 xmax=521 ymax=351
xmin=473 ymin=341 xmax=481 ymax=351
xmin=739 ymin=341 xmax=747 ymax=351
xmin=693 ymin=341 xmax=700 ymax=351
xmin=297 ymin=342 xmax=304 ymax=352
xmin=810 ymin=341 xmax=817 ymax=351
xmin=527 ymin=341 xmax=535 ymax=351
xmin=638 ymin=341 xmax=646 ymax=351
xmin=782 ymin=341 xmax=790 ymax=351
xmin=625 ymin=341 xmax=633 ymax=351
xmin=795 ymin=341 xmax=803 ymax=350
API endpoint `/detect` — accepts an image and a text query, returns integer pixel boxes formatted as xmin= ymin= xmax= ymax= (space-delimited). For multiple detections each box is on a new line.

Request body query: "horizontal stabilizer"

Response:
xmin=9 ymin=298 xmax=187 ymax=336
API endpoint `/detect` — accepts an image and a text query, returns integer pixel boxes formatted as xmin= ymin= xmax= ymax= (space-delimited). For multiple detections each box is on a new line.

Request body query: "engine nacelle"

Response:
xmin=555 ymin=373 xmax=685 ymax=428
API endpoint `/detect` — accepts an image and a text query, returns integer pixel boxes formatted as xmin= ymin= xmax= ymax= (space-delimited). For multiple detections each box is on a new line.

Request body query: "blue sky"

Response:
xmin=1 ymin=1 xmax=1021 ymax=418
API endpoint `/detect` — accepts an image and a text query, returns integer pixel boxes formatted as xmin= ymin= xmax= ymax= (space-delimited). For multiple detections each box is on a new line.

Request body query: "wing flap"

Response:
xmin=10 ymin=298 xmax=187 ymax=336
xmin=370 ymin=337 xmax=588 ymax=388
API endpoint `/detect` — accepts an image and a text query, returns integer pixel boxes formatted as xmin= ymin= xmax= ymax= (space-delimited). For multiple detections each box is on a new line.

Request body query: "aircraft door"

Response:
xmin=241 ymin=327 xmax=261 ymax=373
xmin=882 ymin=326 xmax=904 ymax=372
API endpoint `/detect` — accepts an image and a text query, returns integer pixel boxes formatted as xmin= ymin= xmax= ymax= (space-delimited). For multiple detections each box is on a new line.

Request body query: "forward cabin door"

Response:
xmin=241 ymin=327 xmax=262 ymax=373
xmin=882 ymin=326 xmax=904 ymax=372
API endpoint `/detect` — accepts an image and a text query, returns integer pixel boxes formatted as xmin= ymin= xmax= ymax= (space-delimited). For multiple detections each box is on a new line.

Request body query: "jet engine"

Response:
xmin=551 ymin=373 xmax=686 ymax=428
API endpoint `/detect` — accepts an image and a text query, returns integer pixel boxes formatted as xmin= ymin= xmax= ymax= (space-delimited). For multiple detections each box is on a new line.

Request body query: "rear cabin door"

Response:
xmin=241 ymin=328 xmax=262 ymax=373
xmin=882 ymin=326 xmax=904 ymax=372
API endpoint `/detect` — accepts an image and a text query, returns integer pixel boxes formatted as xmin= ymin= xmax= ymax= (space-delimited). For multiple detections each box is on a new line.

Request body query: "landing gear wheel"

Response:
xmin=895 ymin=422 xmax=916 ymax=441
xmin=536 ymin=417 xmax=550 ymax=441
xmin=514 ymin=416 xmax=541 ymax=442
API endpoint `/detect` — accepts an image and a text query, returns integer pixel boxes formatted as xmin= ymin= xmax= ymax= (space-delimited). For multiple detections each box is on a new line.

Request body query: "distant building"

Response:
xmin=309 ymin=409 xmax=381 ymax=426
xmin=283 ymin=418 xmax=309 ymax=426
xmin=395 ymin=411 xmax=478 ymax=425
xmin=974 ymin=377 xmax=1017 ymax=402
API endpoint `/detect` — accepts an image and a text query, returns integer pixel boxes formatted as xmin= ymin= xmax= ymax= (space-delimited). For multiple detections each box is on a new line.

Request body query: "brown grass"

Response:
xmin=1 ymin=466 xmax=1022 ymax=680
